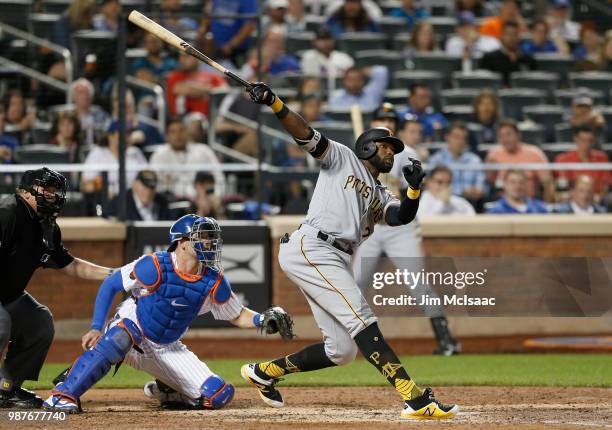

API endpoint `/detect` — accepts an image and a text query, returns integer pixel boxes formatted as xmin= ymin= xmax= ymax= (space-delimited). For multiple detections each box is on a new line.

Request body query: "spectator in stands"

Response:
xmin=263 ymin=0 xmax=289 ymax=36
xmin=485 ymin=119 xmax=554 ymax=201
xmin=428 ymin=122 xmax=486 ymax=203
xmin=480 ymin=21 xmax=536 ymax=86
xmin=52 ymin=0 xmax=96 ymax=48
xmin=397 ymin=113 xmax=428 ymax=161
xmin=555 ymin=126 xmax=610 ymax=197
xmin=398 ymin=83 xmax=448 ymax=141
xmin=214 ymin=91 xmax=260 ymax=156
xmin=107 ymin=89 xmax=164 ymax=148
xmin=0 ymin=107 xmax=17 ymax=163
xmin=325 ymin=0 xmax=383 ymax=22
xmin=300 ymin=26 xmax=355 ymax=80
xmin=81 ymin=122 xmax=148 ymax=197
xmin=600 ymin=34 xmax=612 ymax=72
xmin=208 ymin=0 xmax=258 ymax=64
xmin=454 ymin=0 xmax=494 ymax=18
xmin=469 ymin=89 xmax=500 ymax=145
xmin=445 ymin=11 xmax=500 ymax=59
xmin=70 ymin=78 xmax=110 ymax=146
xmin=93 ymin=0 xmax=121 ymax=33
xmin=2 ymin=90 xmax=36 ymax=145
xmin=287 ymin=0 xmax=307 ymax=32
xmin=159 ymin=0 xmax=198 ymax=35
xmin=326 ymin=0 xmax=379 ymax=38
xmin=191 ymin=171 xmax=225 ymax=218
xmin=555 ymin=175 xmax=607 ymax=214
xmin=520 ymin=19 xmax=569 ymax=55
xmin=479 ymin=0 xmax=526 ymax=40
xmin=573 ymin=22 xmax=602 ymax=67
xmin=328 ymin=65 xmax=388 ymax=111
xmin=240 ymin=29 xmax=301 ymax=80
xmin=487 ymin=169 xmax=548 ymax=214
xmin=404 ymin=21 xmax=438 ymax=57
xmin=389 ymin=0 xmax=429 ymax=32
xmin=150 ymin=118 xmax=225 ymax=200
xmin=418 ymin=165 xmax=476 ymax=215
xmin=105 ymin=170 xmax=172 ymax=220
xmin=166 ymin=52 xmax=229 ymax=117
xmin=49 ymin=111 xmax=82 ymax=162
xmin=567 ymin=93 xmax=606 ymax=133
xmin=130 ymin=33 xmax=178 ymax=85
xmin=298 ymin=77 xmax=324 ymax=99
xmin=546 ymin=0 xmax=580 ymax=43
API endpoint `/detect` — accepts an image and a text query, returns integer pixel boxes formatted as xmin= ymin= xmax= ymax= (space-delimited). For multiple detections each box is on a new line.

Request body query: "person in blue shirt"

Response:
xmin=487 ymin=170 xmax=548 ymax=214
xmin=519 ymin=19 xmax=563 ymax=55
xmin=398 ymin=84 xmax=448 ymax=141
xmin=130 ymin=33 xmax=179 ymax=84
xmin=0 ymin=108 xmax=18 ymax=163
xmin=389 ymin=0 xmax=430 ymax=32
xmin=328 ymin=65 xmax=388 ymax=111
xmin=43 ymin=215 xmax=292 ymax=413
xmin=210 ymin=0 xmax=258 ymax=62
xmin=326 ymin=0 xmax=379 ymax=38
xmin=428 ymin=122 xmax=486 ymax=204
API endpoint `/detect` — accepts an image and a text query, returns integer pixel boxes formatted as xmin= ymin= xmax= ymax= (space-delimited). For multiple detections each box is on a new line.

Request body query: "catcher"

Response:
xmin=43 ymin=214 xmax=294 ymax=413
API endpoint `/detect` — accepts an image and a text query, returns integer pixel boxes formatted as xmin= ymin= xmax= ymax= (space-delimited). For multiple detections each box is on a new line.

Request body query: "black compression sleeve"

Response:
xmin=385 ymin=196 xmax=420 ymax=226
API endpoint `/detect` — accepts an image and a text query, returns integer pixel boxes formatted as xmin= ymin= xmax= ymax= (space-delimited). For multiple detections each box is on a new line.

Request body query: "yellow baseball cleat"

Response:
xmin=401 ymin=388 xmax=459 ymax=420
xmin=241 ymin=363 xmax=284 ymax=408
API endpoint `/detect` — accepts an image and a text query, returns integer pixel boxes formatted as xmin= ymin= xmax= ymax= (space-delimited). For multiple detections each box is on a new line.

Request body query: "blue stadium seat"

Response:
xmin=354 ymin=50 xmax=405 ymax=72
xmin=412 ymin=53 xmax=462 ymax=83
xmin=440 ymin=88 xmax=480 ymax=107
xmin=522 ymin=105 xmax=565 ymax=143
xmin=393 ymin=70 xmax=444 ymax=95
xmin=499 ymin=88 xmax=547 ymax=120
xmin=383 ymin=89 xmax=409 ymax=106
xmin=452 ymin=70 xmax=502 ymax=90
xmin=40 ymin=0 xmax=70 ymax=14
xmin=510 ymin=71 xmax=560 ymax=101
xmin=28 ymin=12 xmax=59 ymax=40
xmin=286 ymin=32 xmax=315 ymax=54
xmin=570 ymin=72 xmax=612 ymax=104
xmin=338 ymin=33 xmax=387 ymax=57
xmin=442 ymin=105 xmax=472 ymax=123
xmin=377 ymin=16 xmax=408 ymax=38
xmin=555 ymin=88 xmax=606 ymax=109
xmin=518 ymin=123 xmax=545 ymax=146
xmin=533 ymin=53 xmax=574 ymax=84
xmin=14 ymin=144 xmax=70 ymax=164
xmin=0 ymin=0 xmax=33 ymax=30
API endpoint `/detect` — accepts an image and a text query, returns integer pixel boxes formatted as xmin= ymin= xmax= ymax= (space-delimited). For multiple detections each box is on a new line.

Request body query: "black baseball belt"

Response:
xmin=298 ymin=224 xmax=353 ymax=255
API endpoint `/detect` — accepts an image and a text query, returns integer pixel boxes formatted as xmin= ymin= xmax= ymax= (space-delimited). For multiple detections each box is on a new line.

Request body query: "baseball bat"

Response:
xmin=350 ymin=104 xmax=364 ymax=140
xmin=128 ymin=10 xmax=253 ymax=89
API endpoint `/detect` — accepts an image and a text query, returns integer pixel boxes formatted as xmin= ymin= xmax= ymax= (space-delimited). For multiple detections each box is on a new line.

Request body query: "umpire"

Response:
xmin=0 ymin=167 xmax=113 ymax=408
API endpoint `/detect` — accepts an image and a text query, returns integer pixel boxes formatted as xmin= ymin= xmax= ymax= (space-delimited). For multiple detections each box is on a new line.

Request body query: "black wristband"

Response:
xmin=275 ymin=104 xmax=289 ymax=119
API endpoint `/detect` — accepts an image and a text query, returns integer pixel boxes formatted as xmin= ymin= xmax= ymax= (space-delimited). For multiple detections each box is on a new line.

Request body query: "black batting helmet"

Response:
xmin=354 ymin=127 xmax=404 ymax=160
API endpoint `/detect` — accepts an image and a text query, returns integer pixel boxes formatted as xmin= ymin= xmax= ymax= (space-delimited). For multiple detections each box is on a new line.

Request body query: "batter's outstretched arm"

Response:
xmin=247 ymin=83 xmax=329 ymax=158
xmin=386 ymin=159 xmax=426 ymax=226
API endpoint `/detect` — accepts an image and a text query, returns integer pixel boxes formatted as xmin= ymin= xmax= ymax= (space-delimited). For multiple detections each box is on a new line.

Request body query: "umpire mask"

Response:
xmin=19 ymin=167 xmax=68 ymax=219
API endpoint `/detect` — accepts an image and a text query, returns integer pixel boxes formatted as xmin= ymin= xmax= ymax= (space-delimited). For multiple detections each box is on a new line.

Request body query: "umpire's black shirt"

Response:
xmin=0 ymin=194 xmax=74 ymax=305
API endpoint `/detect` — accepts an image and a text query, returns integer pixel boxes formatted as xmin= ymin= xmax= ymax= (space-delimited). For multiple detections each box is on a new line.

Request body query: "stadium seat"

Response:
xmin=427 ymin=16 xmax=458 ymax=41
xmin=0 ymin=0 xmax=33 ymax=30
xmin=452 ymin=70 xmax=502 ymax=90
xmin=320 ymin=108 xmax=374 ymax=124
xmin=70 ymin=30 xmax=117 ymax=78
xmin=379 ymin=0 xmax=401 ymax=16
xmin=533 ymin=53 xmax=574 ymax=84
xmin=499 ymin=88 xmax=547 ymax=120
xmin=522 ymin=105 xmax=565 ymax=143
xmin=14 ymin=144 xmax=70 ymax=164
xmin=510 ymin=71 xmax=560 ymax=101
xmin=540 ymin=142 xmax=574 ymax=161
xmin=304 ymin=15 xmax=326 ymax=33
xmin=393 ymin=70 xmax=444 ymax=95
xmin=569 ymin=72 xmax=612 ymax=103
xmin=312 ymin=121 xmax=355 ymax=147
xmin=40 ymin=0 xmax=69 ymax=13
xmin=554 ymin=124 xmax=574 ymax=142
xmin=286 ymin=32 xmax=315 ymax=54
xmin=31 ymin=122 xmax=52 ymax=144
xmin=442 ymin=105 xmax=472 ymax=123
xmin=555 ymin=88 xmax=605 ymax=109
xmin=377 ymin=16 xmax=408 ymax=38
xmin=338 ymin=33 xmax=387 ymax=57
xmin=390 ymin=32 xmax=412 ymax=51
xmin=383 ymin=89 xmax=409 ymax=106
xmin=412 ymin=53 xmax=462 ymax=83
xmin=440 ymin=88 xmax=480 ymax=108
xmin=28 ymin=13 xmax=59 ymax=40
xmin=518 ymin=123 xmax=545 ymax=146
xmin=354 ymin=50 xmax=405 ymax=72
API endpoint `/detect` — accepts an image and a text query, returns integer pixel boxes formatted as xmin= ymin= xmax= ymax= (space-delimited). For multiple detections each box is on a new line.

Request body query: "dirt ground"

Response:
xmin=5 ymin=386 xmax=610 ymax=430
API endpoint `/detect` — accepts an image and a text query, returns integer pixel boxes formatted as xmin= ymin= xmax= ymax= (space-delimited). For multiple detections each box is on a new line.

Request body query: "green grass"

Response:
xmin=23 ymin=354 xmax=612 ymax=390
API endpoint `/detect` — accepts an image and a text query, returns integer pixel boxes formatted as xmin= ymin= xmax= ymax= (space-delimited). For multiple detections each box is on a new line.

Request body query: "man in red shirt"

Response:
xmin=555 ymin=126 xmax=610 ymax=196
xmin=166 ymin=53 xmax=229 ymax=117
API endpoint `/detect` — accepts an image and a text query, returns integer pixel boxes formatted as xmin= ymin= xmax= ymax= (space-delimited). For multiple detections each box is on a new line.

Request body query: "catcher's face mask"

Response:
xmin=190 ymin=218 xmax=222 ymax=269
xmin=19 ymin=168 xmax=68 ymax=219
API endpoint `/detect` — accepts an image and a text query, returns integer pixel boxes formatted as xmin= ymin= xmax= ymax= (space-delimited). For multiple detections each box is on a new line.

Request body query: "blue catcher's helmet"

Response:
xmin=168 ymin=215 xmax=223 ymax=269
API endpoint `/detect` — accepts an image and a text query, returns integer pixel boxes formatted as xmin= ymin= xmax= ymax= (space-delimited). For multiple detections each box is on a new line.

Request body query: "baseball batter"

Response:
xmin=241 ymin=83 xmax=458 ymax=419
xmin=42 ymin=215 xmax=293 ymax=413
xmin=352 ymin=104 xmax=460 ymax=355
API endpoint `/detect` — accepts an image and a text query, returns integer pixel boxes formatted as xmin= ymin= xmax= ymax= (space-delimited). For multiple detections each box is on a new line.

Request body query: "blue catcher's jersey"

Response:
xmin=132 ymin=251 xmax=232 ymax=344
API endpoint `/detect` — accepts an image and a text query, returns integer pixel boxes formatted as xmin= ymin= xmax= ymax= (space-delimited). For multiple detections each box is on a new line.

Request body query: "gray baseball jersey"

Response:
xmin=304 ymin=139 xmax=400 ymax=248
